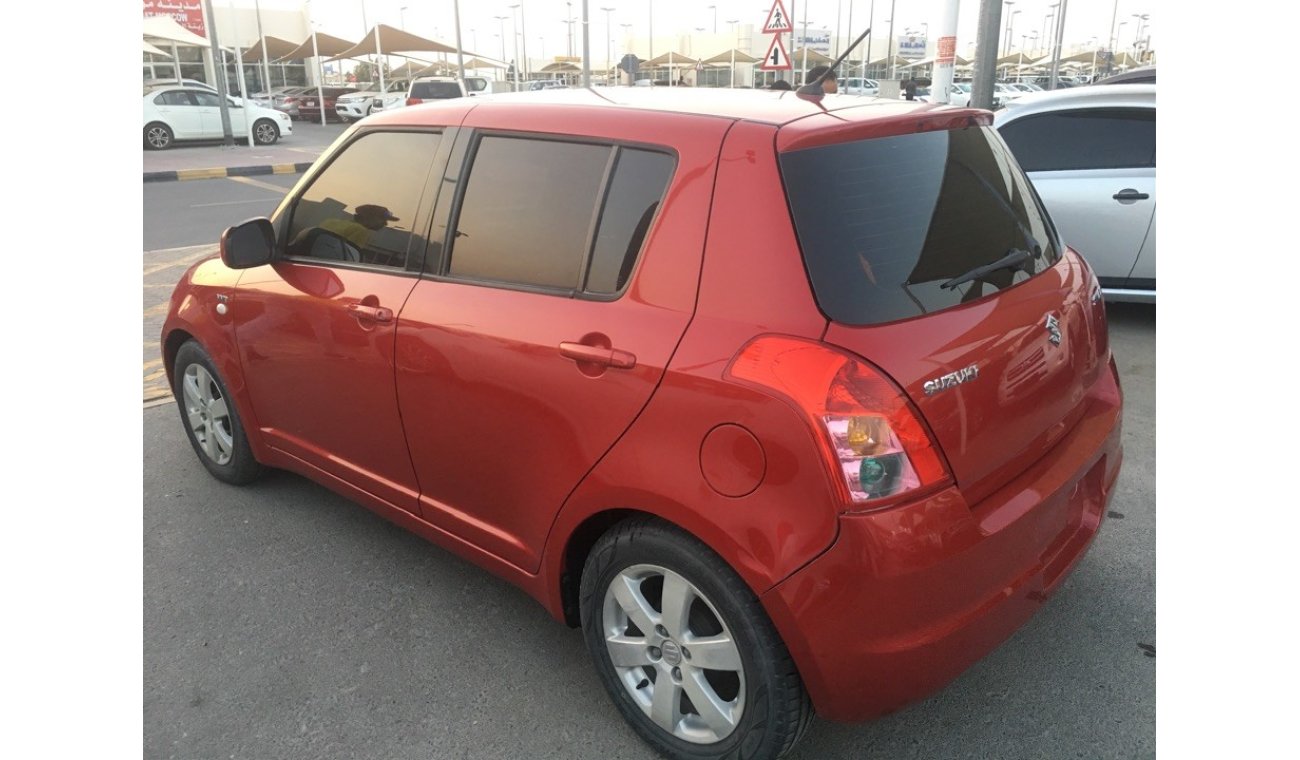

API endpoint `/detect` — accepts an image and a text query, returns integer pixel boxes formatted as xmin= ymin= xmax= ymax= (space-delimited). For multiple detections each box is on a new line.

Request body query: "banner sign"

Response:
xmin=898 ymin=35 xmax=927 ymax=60
xmin=144 ymin=0 xmax=206 ymax=38
xmin=936 ymin=36 xmax=957 ymax=65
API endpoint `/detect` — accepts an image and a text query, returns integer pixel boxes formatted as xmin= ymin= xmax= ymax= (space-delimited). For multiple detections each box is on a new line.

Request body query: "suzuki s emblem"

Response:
xmin=1044 ymin=314 xmax=1062 ymax=346
xmin=923 ymin=364 xmax=979 ymax=396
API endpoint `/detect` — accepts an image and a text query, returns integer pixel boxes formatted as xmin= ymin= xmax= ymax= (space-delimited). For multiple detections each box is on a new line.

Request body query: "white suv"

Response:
xmin=335 ymin=79 xmax=410 ymax=122
xmin=373 ymin=76 xmax=490 ymax=114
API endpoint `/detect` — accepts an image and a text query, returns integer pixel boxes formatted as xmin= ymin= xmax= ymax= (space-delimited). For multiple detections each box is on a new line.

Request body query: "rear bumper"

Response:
xmin=761 ymin=358 xmax=1123 ymax=722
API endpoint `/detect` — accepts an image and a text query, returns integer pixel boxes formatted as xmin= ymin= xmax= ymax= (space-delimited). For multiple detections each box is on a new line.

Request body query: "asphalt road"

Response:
xmin=143 ymin=303 xmax=1155 ymax=760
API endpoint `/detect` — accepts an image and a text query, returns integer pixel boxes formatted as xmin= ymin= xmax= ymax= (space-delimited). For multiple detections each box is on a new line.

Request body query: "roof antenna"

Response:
xmin=797 ymin=27 xmax=872 ymax=101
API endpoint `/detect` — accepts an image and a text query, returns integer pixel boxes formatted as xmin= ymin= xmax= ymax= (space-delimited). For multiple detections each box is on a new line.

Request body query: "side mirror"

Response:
xmin=220 ymin=218 xmax=275 ymax=269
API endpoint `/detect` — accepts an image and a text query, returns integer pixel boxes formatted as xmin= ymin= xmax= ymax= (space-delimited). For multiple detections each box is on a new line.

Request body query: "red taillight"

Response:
xmin=406 ymin=97 xmax=423 ymax=106
xmin=727 ymin=336 xmax=951 ymax=508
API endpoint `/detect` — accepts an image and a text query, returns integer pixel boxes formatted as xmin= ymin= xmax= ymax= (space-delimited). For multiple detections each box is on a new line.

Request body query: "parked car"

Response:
xmin=995 ymin=84 xmax=1156 ymax=302
xmin=145 ymin=78 xmax=243 ymax=106
xmin=838 ymin=76 xmax=879 ymax=96
xmin=1095 ymin=65 xmax=1155 ymax=85
xmin=295 ymin=87 xmax=359 ymax=122
xmin=248 ymin=85 xmax=302 ymax=107
xmin=372 ymin=76 xmax=491 ymax=113
xmin=143 ymin=86 xmax=291 ymax=149
xmin=163 ymin=88 xmax=1122 ymax=760
xmin=335 ymin=80 xmax=409 ymax=121
xmin=271 ymin=87 xmax=313 ymax=119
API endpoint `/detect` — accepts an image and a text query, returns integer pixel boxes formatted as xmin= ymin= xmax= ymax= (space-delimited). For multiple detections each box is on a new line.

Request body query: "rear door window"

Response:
xmin=998 ymin=107 xmax=1156 ymax=171
xmin=443 ymin=135 xmax=674 ymax=296
xmin=780 ymin=126 xmax=1060 ymax=326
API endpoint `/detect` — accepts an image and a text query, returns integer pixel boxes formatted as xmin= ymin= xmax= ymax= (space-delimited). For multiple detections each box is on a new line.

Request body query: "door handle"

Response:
xmin=347 ymin=303 xmax=394 ymax=323
xmin=559 ymin=342 xmax=637 ymax=369
xmin=1113 ymin=189 xmax=1150 ymax=201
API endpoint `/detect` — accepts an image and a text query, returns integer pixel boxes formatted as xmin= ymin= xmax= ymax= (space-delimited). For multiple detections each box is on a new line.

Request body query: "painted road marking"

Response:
xmin=228 ymin=175 xmax=290 ymax=194
xmin=143 ymin=245 xmax=217 ymax=276
xmin=192 ymin=198 xmax=281 ymax=208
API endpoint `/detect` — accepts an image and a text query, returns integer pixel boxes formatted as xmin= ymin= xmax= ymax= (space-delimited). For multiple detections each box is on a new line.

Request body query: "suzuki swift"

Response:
xmin=163 ymin=86 xmax=1123 ymax=760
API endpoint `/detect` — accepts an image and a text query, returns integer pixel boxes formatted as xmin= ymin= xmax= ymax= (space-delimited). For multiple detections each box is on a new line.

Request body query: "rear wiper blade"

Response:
xmin=940 ymin=248 xmax=1036 ymax=290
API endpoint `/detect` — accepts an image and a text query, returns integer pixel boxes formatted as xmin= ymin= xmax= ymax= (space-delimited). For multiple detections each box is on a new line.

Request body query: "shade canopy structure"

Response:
xmin=388 ymin=60 xmax=437 ymax=78
xmin=900 ymin=53 xmax=972 ymax=68
xmin=789 ymin=48 xmax=835 ymax=66
xmin=274 ymin=32 xmax=357 ymax=62
xmin=995 ymin=51 xmax=1039 ymax=67
xmin=143 ymin=16 xmax=211 ymax=47
xmin=866 ymin=55 xmax=913 ymax=68
xmin=144 ymin=40 xmax=172 ymax=58
xmin=463 ymin=57 xmax=505 ymax=69
xmin=703 ymin=49 xmax=759 ymax=65
xmin=644 ymin=52 xmax=697 ymax=67
xmin=241 ymin=36 xmax=298 ymax=63
xmin=540 ymin=61 xmax=582 ymax=73
xmin=327 ymin=24 xmax=457 ymax=61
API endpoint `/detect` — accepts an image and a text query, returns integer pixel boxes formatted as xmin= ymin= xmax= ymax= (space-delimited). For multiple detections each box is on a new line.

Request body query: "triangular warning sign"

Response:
xmin=759 ymin=34 xmax=791 ymax=70
xmin=762 ymin=0 xmax=793 ymax=34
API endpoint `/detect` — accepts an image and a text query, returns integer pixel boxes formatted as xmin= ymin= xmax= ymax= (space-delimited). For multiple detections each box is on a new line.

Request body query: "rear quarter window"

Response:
xmin=998 ymin=107 xmax=1156 ymax=171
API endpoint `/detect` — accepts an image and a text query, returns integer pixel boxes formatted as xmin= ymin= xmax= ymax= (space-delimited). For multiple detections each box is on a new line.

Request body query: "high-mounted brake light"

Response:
xmin=406 ymin=97 xmax=424 ymax=106
xmin=727 ymin=336 xmax=951 ymax=507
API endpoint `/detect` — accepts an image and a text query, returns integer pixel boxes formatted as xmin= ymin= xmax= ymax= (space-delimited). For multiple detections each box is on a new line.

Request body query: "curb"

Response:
xmin=144 ymin=162 xmax=315 ymax=183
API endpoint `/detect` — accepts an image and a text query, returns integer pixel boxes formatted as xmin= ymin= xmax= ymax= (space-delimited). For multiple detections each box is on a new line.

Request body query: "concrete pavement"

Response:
xmin=143 ymin=121 xmax=348 ymax=182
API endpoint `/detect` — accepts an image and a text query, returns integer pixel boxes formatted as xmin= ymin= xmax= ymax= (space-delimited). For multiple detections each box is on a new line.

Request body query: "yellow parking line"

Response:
xmin=177 ymin=168 xmax=229 ymax=181
xmin=228 ymin=175 xmax=289 ymax=194
xmin=144 ymin=302 xmax=171 ymax=318
xmin=143 ymin=248 xmax=216 ymax=276
xmin=143 ymin=358 xmax=163 ymax=370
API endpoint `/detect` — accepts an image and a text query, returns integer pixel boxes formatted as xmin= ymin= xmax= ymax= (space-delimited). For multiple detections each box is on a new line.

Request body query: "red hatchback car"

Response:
xmin=163 ymin=88 xmax=1122 ymax=760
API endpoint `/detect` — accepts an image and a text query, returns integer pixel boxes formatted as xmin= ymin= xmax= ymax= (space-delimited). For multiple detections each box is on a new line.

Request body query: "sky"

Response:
xmin=248 ymin=0 xmax=1155 ymax=62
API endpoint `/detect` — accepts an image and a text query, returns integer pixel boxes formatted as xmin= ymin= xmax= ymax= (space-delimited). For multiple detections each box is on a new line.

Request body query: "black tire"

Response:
xmin=172 ymin=340 xmax=264 ymax=485
xmin=580 ymin=517 xmax=813 ymax=760
xmin=252 ymin=118 xmax=279 ymax=145
xmin=144 ymin=121 xmax=173 ymax=150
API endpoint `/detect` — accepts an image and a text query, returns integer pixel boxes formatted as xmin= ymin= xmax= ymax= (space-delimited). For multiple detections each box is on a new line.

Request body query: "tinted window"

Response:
xmin=586 ymin=149 xmax=675 ymax=295
xmin=780 ymin=126 xmax=1060 ymax=326
xmin=191 ymin=91 xmax=222 ymax=107
xmin=154 ymin=91 xmax=192 ymax=106
xmin=286 ymin=131 xmax=442 ymax=268
xmin=411 ymin=81 xmax=462 ymax=99
xmin=998 ymin=107 xmax=1156 ymax=171
xmin=449 ymin=136 xmax=612 ymax=291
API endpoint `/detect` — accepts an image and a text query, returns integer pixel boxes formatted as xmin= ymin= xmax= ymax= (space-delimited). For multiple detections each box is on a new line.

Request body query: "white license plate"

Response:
xmin=305 ymin=100 xmax=316 ymax=106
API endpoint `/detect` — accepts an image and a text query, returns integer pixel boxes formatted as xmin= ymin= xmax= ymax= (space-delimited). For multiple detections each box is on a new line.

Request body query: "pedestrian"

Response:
xmin=804 ymin=65 xmax=839 ymax=94
xmin=903 ymin=76 xmax=919 ymax=101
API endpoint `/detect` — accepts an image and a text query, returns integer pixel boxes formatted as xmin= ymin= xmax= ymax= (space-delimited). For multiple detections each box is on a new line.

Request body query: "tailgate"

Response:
xmin=779 ymin=122 xmax=1111 ymax=505
xmin=824 ymin=250 xmax=1109 ymax=504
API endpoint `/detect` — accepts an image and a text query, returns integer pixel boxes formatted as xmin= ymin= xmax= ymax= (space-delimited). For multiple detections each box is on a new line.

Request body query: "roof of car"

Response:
xmin=366 ymin=85 xmax=966 ymax=130
xmin=993 ymin=83 xmax=1155 ymax=121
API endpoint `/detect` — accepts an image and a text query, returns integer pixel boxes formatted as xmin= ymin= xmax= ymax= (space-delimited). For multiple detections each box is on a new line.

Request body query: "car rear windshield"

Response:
xmin=411 ymin=81 xmax=462 ymax=99
xmin=779 ymin=126 xmax=1060 ymax=326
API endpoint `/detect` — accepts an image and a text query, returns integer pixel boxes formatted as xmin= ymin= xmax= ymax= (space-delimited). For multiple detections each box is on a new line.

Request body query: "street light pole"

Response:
xmin=728 ymin=18 xmax=739 ymax=87
xmin=1001 ymin=1 xmax=1015 ymax=58
xmin=601 ymin=7 xmax=614 ymax=84
xmin=887 ymin=0 xmax=897 ymax=79
xmin=620 ymin=22 xmax=633 ymax=83
xmin=582 ymin=0 xmax=591 ymax=87
xmin=709 ymin=4 xmax=717 ymax=33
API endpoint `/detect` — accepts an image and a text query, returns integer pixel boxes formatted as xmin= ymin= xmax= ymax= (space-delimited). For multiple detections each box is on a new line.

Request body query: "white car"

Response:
xmin=143 ymin=86 xmax=292 ymax=150
xmin=335 ymin=80 xmax=409 ymax=122
xmin=372 ymin=76 xmax=493 ymax=113
xmin=838 ymin=77 xmax=879 ymax=96
xmin=994 ymin=84 xmax=1156 ymax=302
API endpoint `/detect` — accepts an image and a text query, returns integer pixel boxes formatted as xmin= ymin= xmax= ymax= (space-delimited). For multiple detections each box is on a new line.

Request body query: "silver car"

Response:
xmin=994 ymin=84 xmax=1156 ymax=302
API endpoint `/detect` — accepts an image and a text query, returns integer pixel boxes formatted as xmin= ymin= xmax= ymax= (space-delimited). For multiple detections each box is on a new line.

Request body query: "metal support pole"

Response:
xmin=171 ymin=42 xmax=183 ymax=82
xmin=582 ymin=1 xmax=590 ymax=87
xmin=254 ymin=0 xmax=271 ymax=95
xmin=1048 ymin=0 xmax=1067 ymax=89
xmin=202 ymin=0 xmax=235 ymax=145
xmin=970 ymin=0 xmax=1003 ymax=110
xmin=375 ymin=25 xmax=386 ymax=93
xmin=453 ymin=0 xmax=466 ymax=88
xmin=930 ymin=0 xmax=959 ymax=105
xmin=863 ymin=0 xmax=874 ymax=83
xmin=228 ymin=0 xmax=253 ymax=147
xmin=887 ymin=0 xmax=896 ymax=80
xmin=521 ymin=1 xmax=530 ymax=81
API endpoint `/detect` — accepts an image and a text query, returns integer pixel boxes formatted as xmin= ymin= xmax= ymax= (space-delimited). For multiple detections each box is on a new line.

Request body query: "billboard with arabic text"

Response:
xmin=144 ymin=0 xmax=206 ymax=38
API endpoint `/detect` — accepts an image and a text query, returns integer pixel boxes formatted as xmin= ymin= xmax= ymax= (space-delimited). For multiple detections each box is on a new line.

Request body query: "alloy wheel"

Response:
xmin=602 ymin=564 xmax=746 ymax=744
xmin=182 ymin=364 xmax=234 ymax=465
xmin=255 ymin=122 xmax=276 ymax=144
xmin=147 ymin=126 xmax=170 ymax=149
